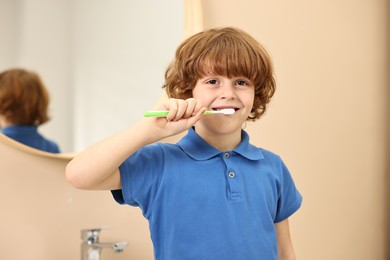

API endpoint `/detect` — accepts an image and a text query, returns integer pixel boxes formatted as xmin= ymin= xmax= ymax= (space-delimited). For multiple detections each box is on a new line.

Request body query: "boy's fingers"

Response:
xmin=187 ymin=107 xmax=207 ymax=126
xmin=173 ymin=99 xmax=189 ymax=121
xmin=193 ymin=100 xmax=204 ymax=116
xmin=184 ymin=98 xmax=198 ymax=118
xmin=163 ymin=98 xmax=204 ymax=122
xmin=165 ymin=99 xmax=178 ymax=121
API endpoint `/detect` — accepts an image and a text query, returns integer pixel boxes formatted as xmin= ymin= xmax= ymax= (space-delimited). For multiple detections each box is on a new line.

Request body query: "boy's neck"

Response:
xmin=194 ymin=127 xmax=242 ymax=152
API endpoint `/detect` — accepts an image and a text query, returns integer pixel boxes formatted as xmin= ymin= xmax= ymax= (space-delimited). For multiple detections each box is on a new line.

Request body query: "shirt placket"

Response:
xmin=222 ymin=152 xmax=243 ymax=201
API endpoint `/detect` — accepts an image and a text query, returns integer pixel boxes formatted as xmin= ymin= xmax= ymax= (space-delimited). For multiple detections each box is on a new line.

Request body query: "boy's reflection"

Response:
xmin=0 ymin=68 xmax=60 ymax=153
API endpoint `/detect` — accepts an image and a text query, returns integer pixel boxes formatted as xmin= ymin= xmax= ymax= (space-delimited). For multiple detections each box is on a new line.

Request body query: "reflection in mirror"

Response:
xmin=0 ymin=68 xmax=61 ymax=153
xmin=0 ymin=0 xmax=184 ymax=152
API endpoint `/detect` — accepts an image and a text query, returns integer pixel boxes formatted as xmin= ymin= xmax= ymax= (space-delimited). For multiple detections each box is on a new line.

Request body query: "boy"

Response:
xmin=0 ymin=68 xmax=60 ymax=153
xmin=66 ymin=27 xmax=302 ymax=259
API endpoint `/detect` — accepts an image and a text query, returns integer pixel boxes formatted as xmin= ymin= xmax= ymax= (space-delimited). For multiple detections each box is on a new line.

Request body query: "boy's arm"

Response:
xmin=65 ymin=98 xmax=206 ymax=190
xmin=275 ymin=218 xmax=297 ymax=260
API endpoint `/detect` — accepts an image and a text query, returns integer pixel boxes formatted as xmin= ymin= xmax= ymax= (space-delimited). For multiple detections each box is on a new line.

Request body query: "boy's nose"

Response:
xmin=219 ymin=83 xmax=236 ymax=100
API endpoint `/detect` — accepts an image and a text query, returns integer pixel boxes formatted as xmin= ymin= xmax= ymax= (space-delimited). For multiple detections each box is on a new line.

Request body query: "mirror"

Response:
xmin=0 ymin=0 xmax=184 ymax=152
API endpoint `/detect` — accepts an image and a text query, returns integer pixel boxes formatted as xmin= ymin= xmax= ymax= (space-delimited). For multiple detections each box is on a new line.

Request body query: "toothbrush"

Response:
xmin=144 ymin=108 xmax=235 ymax=117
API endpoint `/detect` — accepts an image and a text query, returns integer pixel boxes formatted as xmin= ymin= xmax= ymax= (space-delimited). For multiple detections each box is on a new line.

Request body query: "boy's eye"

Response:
xmin=237 ymin=80 xmax=250 ymax=86
xmin=207 ymin=79 xmax=218 ymax=85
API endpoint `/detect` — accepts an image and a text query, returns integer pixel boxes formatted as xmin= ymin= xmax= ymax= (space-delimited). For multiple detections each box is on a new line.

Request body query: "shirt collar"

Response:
xmin=1 ymin=125 xmax=38 ymax=135
xmin=178 ymin=127 xmax=264 ymax=161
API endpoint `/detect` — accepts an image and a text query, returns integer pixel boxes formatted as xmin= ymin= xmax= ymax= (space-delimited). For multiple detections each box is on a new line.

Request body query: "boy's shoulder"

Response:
xmin=246 ymin=137 xmax=278 ymax=157
xmin=257 ymin=146 xmax=281 ymax=159
xmin=142 ymin=141 xmax=181 ymax=154
xmin=252 ymin=144 xmax=284 ymax=165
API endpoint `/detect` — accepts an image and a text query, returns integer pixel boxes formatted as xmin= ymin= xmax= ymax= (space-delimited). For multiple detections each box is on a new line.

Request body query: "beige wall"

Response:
xmin=203 ymin=0 xmax=389 ymax=259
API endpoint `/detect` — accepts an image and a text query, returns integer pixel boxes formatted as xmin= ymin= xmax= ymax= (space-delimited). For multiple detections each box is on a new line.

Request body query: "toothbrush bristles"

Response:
xmin=220 ymin=108 xmax=235 ymax=114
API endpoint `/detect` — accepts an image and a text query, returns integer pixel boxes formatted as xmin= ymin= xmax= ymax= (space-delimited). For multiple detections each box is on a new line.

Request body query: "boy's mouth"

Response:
xmin=212 ymin=107 xmax=239 ymax=112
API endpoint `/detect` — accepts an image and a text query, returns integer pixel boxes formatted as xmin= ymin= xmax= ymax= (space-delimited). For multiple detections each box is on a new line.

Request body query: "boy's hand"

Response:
xmin=164 ymin=98 xmax=204 ymax=121
xmin=143 ymin=98 xmax=206 ymax=139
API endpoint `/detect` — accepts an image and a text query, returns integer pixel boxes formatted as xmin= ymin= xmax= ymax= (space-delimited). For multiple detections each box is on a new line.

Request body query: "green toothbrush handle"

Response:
xmin=143 ymin=111 xmax=169 ymax=117
xmin=144 ymin=110 xmax=217 ymax=117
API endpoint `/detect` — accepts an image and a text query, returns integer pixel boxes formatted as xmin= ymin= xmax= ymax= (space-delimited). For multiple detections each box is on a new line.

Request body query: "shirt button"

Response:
xmin=224 ymin=153 xmax=230 ymax=159
xmin=228 ymin=171 xmax=235 ymax=178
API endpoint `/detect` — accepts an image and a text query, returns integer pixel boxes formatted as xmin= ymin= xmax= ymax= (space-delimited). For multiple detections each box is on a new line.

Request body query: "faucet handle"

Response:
xmin=81 ymin=226 xmax=110 ymax=243
xmin=113 ymin=242 xmax=129 ymax=253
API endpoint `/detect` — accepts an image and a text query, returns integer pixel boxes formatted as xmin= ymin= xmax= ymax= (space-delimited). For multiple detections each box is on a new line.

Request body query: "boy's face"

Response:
xmin=192 ymin=74 xmax=254 ymax=136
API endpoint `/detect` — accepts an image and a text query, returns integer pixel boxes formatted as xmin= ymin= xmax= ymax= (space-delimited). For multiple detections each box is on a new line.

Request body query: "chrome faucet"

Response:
xmin=81 ymin=227 xmax=128 ymax=260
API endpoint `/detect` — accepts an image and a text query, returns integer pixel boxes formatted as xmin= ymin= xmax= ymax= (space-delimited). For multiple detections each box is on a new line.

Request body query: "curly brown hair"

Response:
xmin=0 ymin=68 xmax=50 ymax=125
xmin=163 ymin=27 xmax=276 ymax=121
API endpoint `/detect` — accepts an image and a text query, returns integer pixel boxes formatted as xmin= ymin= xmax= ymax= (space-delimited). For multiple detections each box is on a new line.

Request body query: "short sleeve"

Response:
xmin=111 ymin=143 xmax=165 ymax=218
xmin=274 ymin=159 xmax=302 ymax=223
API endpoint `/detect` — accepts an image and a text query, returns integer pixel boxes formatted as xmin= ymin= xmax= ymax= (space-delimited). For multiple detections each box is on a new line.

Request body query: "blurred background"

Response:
xmin=0 ymin=0 xmax=388 ymax=259
xmin=0 ymin=0 xmax=184 ymax=152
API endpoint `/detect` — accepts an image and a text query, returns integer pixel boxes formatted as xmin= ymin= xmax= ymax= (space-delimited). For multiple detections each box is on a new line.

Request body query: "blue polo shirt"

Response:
xmin=1 ymin=125 xmax=60 ymax=153
xmin=112 ymin=128 xmax=302 ymax=259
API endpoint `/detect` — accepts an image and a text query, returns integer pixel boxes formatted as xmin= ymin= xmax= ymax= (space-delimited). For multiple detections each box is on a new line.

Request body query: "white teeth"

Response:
xmin=213 ymin=108 xmax=232 ymax=111
xmin=220 ymin=108 xmax=235 ymax=114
